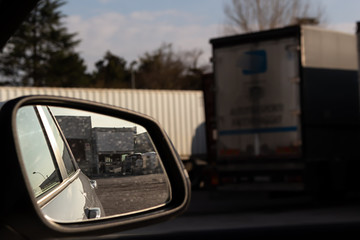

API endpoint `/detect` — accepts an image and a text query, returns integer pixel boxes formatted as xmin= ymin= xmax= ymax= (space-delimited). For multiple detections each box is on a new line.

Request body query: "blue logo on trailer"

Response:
xmin=238 ymin=50 xmax=267 ymax=75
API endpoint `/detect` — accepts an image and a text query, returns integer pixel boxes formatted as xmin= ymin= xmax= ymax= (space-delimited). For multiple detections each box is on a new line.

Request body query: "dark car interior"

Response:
xmin=1 ymin=0 xmax=360 ymax=239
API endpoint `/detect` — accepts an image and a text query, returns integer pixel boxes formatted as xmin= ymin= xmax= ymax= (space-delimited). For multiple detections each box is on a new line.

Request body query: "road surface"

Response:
xmin=119 ymin=190 xmax=360 ymax=235
xmin=94 ymin=174 xmax=170 ymax=217
xmin=84 ymin=185 xmax=360 ymax=239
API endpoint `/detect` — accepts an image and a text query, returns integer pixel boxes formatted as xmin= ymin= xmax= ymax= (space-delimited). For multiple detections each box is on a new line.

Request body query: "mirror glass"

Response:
xmin=15 ymin=105 xmax=171 ymax=223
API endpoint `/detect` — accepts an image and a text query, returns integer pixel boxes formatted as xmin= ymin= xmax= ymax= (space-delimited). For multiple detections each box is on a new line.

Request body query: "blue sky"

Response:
xmin=62 ymin=0 xmax=224 ymax=23
xmin=60 ymin=0 xmax=360 ymax=72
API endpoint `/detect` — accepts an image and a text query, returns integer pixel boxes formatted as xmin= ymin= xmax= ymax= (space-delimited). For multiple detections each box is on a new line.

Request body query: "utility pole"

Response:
xmin=130 ymin=61 xmax=137 ymax=89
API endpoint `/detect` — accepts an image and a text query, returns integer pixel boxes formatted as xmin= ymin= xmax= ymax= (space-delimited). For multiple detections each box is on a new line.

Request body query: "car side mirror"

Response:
xmin=0 ymin=95 xmax=191 ymax=239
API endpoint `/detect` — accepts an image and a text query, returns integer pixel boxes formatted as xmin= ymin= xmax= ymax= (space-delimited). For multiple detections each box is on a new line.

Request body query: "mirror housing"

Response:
xmin=0 ymin=95 xmax=191 ymax=239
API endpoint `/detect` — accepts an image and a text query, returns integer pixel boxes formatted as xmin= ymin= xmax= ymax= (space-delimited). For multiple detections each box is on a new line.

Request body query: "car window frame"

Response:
xmin=16 ymin=105 xmax=64 ymax=199
xmin=41 ymin=106 xmax=79 ymax=176
xmin=33 ymin=105 xmax=82 ymax=207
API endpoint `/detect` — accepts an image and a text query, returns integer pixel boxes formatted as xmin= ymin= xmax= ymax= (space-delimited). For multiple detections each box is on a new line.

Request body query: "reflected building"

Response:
xmin=56 ymin=116 xmax=94 ymax=175
xmin=93 ymin=127 xmax=136 ymax=175
xmin=56 ymin=116 xmax=138 ymax=176
xmin=135 ymin=132 xmax=155 ymax=153
xmin=56 ymin=116 xmax=161 ymax=177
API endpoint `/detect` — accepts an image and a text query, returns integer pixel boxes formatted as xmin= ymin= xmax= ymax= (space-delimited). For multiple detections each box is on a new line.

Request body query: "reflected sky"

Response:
xmin=16 ymin=106 xmax=61 ymax=197
xmin=49 ymin=106 xmax=147 ymax=134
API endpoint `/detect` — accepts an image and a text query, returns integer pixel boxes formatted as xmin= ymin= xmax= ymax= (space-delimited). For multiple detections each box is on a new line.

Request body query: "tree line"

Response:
xmin=0 ymin=0 xmax=323 ymax=90
xmin=0 ymin=0 xmax=209 ymax=90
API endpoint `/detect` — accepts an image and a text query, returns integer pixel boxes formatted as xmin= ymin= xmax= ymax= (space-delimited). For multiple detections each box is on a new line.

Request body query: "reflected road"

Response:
xmin=94 ymin=174 xmax=169 ymax=216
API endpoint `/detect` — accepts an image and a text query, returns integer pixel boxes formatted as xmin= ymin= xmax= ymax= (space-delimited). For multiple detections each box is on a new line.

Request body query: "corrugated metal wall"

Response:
xmin=0 ymin=87 xmax=207 ymax=160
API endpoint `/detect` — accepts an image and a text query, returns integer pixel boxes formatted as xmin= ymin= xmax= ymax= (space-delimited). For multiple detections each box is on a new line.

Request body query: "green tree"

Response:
xmin=136 ymin=43 xmax=184 ymax=89
xmin=0 ymin=0 xmax=88 ymax=87
xmin=136 ymin=43 xmax=208 ymax=90
xmin=45 ymin=51 xmax=90 ymax=87
xmin=91 ymin=51 xmax=131 ymax=88
xmin=180 ymin=48 xmax=210 ymax=90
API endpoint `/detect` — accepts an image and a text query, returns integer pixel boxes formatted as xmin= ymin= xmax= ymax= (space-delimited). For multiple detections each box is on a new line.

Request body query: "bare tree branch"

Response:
xmin=223 ymin=0 xmax=326 ymax=34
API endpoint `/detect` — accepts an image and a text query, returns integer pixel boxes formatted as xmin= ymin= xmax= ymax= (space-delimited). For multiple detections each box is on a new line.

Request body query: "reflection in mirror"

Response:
xmin=16 ymin=105 xmax=171 ymax=223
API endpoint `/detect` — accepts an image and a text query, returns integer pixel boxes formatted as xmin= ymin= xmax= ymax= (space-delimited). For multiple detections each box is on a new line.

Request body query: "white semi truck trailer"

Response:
xmin=205 ymin=25 xmax=360 ymax=196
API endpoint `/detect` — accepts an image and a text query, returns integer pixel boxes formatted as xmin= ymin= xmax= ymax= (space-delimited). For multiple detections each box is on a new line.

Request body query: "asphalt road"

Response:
xmin=94 ymin=174 xmax=170 ymax=217
xmin=80 ymin=189 xmax=360 ymax=239
xmin=117 ymin=190 xmax=360 ymax=235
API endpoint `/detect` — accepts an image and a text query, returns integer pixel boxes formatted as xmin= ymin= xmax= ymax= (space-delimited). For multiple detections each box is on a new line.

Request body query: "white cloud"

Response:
xmin=65 ymin=11 xmax=221 ymax=72
xmin=68 ymin=10 xmax=359 ymax=74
